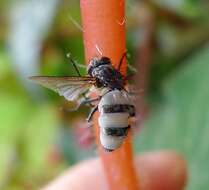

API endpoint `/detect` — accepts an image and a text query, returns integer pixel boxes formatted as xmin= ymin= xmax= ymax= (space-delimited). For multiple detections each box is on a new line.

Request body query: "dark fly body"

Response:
xmin=87 ymin=57 xmax=125 ymax=90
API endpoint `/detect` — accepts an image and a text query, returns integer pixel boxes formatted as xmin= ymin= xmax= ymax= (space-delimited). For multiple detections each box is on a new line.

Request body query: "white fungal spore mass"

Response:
xmin=98 ymin=89 xmax=135 ymax=151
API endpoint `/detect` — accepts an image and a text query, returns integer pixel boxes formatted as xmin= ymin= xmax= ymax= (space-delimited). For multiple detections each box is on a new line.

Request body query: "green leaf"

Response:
xmin=22 ymin=104 xmax=59 ymax=176
xmin=0 ymin=93 xmax=60 ymax=188
xmin=0 ymin=94 xmax=30 ymax=186
xmin=134 ymin=45 xmax=209 ymax=190
xmin=0 ymin=50 xmax=11 ymax=79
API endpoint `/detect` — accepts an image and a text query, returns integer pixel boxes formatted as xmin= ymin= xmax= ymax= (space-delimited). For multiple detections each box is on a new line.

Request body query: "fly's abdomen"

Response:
xmin=98 ymin=89 xmax=135 ymax=151
xmin=99 ymin=113 xmax=129 ymax=129
xmin=98 ymin=113 xmax=130 ymax=151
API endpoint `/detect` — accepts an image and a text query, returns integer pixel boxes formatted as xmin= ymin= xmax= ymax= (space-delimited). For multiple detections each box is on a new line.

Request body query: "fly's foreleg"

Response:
xmin=81 ymin=97 xmax=100 ymax=105
xmin=86 ymin=105 xmax=98 ymax=123
xmin=75 ymin=97 xmax=100 ymax=111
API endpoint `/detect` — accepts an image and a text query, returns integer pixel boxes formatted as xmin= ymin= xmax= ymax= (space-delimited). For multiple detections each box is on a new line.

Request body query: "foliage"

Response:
xmin=134 ymin=45 xmax=209 ymax=189
xmin=0 ymin=0 xmax=209 ymax=189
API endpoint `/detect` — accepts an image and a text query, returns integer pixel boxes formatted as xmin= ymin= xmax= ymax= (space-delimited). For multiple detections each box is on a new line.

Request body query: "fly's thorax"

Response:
xmin=91 ymin=64 xmax=122 ymax=88
xmin=87 ymin=57 xmax=124 ymax=89
xmin=96 ymin=66 xmax=124 ymax=89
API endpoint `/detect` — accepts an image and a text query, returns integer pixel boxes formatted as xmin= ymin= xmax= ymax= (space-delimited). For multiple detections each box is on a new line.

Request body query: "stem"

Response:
xmin=80 ymin=1 xmax=139 ymax=190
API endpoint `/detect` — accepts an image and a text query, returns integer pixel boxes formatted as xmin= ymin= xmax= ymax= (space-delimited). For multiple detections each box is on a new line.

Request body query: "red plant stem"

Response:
xmin=80 ymin=1 xmax=139 ymax=190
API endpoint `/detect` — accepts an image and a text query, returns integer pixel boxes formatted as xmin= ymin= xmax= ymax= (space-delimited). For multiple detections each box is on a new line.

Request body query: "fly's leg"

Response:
xmin=118 ymin=52 xmax=127 ymax=72
xmin=79 ymin=97 xmax=100 ymax=110
xmin=81 ymin=97 xmax=100 ymax=105
xmin=65 ymin=97 xmax=100 ymax=112
xmin=67 ymin=53 xmax=83 ymax=76
xmin=86 ymin=105 xmax=98 ymax=123
xmin=118 ymin=52 xmax=137 ymax=77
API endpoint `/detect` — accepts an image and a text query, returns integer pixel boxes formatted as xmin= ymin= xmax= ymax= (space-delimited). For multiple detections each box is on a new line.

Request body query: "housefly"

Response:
xmin=29 ymin=55 xmax=136 ymax=151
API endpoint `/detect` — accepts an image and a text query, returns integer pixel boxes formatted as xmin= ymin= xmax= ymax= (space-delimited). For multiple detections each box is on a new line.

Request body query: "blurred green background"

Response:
xmin=0 ymin=0 xmax=209 ymax=189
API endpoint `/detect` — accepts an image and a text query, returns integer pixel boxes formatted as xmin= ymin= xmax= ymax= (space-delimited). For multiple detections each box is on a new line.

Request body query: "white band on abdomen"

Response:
xmin=98 ymin=113 xmax=129 ymax=128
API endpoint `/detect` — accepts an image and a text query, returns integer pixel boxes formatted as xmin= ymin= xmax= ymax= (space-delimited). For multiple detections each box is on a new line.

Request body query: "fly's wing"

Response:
xmin=29 ymin=76 xmax=96 ymax=101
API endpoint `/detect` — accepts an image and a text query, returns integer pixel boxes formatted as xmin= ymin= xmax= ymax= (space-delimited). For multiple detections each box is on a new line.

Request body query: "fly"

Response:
xmin=29 ymin=54 xmax=136 ymax=151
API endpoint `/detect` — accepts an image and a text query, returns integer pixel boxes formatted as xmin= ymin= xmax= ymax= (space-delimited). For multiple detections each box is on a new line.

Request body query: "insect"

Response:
xmin=29 ymin=55 xmax=136 ymax=151
xmin=98 ymin=89 xmax=135 ymax=151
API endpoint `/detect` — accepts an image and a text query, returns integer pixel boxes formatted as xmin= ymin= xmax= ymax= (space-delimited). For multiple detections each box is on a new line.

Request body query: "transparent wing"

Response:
xmin=29 ymin=76 xmax=96 ymax=101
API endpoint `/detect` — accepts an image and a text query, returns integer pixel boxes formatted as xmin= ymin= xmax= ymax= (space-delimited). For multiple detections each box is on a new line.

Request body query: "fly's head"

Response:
xmin=87 ymin=57 xmax=111 ymax=76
